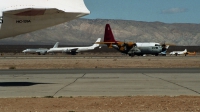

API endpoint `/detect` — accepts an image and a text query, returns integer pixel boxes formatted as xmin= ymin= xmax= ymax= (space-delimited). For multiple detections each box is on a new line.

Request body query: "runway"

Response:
xmin=0 ymin=68 xmax=200 ymax=97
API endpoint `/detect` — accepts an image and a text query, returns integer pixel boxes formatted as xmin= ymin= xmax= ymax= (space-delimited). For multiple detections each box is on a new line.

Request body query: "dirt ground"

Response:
xmin=0 ymin=96 xmax=199 ymax=111
xmin=0 ymin=55 xmax=200 ymax=111
xmin=0 ymin=56 xmax=200 ymax=69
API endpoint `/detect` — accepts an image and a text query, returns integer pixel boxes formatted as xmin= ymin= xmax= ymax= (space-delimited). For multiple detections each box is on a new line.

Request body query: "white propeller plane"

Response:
xmin=0 ymin=0 xmax=90 ymax=39
xmin=169 ymin=49 xmax=187 ymax=56
xmin=47 ymin=38 xmax=101 ymax=55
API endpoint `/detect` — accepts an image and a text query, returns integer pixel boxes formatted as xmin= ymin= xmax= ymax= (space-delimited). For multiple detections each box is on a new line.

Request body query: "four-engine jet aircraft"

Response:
xmin=0 ymin=0 xmax=90 ymax=39
xmin=47 ymin=38 xmax=101 ymax=55
xmin=22 ymin=42 xmax=59 ymax=55
xmin=100 ymin=24 xmax=169 ymax=57
xmin=169 ymin=49 xmax=187 ymax=56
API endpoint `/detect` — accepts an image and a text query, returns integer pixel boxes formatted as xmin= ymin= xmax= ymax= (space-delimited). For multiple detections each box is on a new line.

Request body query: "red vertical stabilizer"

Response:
xmin=104 ymin=24 xmax=116 ymax=42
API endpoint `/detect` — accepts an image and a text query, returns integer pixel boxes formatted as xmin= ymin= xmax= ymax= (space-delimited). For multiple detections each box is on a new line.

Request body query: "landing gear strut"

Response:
xmin=129 ymin=53 xmax=135 ymax=57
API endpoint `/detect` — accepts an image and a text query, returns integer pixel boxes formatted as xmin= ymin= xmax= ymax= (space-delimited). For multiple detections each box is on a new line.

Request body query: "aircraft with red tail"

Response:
xmin=100 ymin=24 xmax=169 ymax=57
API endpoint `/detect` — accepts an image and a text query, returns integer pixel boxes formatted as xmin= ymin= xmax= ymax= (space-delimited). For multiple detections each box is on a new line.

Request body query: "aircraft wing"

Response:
xmin=65 ymin=48 xmax=78 ymax=55
xmin=0 ymin=0 xmax=90 ymax=39
xmin=70 ymin=48 xmax=79 ymax=53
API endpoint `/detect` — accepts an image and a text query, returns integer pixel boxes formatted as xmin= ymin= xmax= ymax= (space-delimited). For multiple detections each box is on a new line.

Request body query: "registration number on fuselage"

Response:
xmin=16 ymin=20 xmax=31 ymax=23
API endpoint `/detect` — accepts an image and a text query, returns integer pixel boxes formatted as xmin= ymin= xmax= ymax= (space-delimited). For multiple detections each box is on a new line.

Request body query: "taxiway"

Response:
xmin=0 ymin=68 xmax=199 ymax=98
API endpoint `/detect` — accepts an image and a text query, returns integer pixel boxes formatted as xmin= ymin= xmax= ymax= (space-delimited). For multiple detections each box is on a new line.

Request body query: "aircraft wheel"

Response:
xmin=44 ymin=51 xmax=47 ymax=55
xmin=130 ymin=53 xmax=135 ymax=57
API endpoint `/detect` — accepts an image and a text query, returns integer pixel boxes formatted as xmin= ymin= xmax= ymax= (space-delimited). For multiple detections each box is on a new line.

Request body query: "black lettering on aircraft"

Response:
xmin=16 ymin=20 xmax=31 ymax=23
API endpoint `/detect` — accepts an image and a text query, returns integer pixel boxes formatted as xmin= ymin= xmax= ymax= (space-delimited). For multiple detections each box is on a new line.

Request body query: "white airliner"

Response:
xmin=47 ymin=38 xmax=101 ymax=55
xmin=169 ymin=49 xmax=187 ymax=56
xmin=0 ymin=0 xmax=90 ymax=39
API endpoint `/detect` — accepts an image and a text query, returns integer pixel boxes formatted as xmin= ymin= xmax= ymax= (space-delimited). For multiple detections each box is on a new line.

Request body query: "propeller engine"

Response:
xmin=161 ymin=42 xmax=167 ymax=52
xmin=117 ymin=41 xmax=136 ymax=53
xmin=161 ymin=42 xmax=173 ymax=52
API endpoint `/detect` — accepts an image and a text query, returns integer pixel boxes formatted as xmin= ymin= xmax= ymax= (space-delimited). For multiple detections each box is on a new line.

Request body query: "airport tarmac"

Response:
xmin=0 ymin=68 xmax=200 ymax=98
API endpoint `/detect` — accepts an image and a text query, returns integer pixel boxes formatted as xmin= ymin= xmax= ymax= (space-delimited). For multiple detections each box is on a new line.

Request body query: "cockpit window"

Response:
xmin=152 ymin=47 xmax=158 ymax=49
xmin=155 ymin=44 xmax=160 ymax=46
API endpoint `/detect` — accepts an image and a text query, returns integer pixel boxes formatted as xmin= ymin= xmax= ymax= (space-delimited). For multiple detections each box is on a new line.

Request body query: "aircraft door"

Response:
xmin=0 ymin=16 xmax=3 ymax=29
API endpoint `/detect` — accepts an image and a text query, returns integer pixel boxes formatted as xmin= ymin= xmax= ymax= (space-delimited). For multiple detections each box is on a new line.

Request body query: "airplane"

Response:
xmin=0 ymin=0 xmax=90 ymax=39
xmin=100 ymin=24 xmax=169 ymax=57
xmin=169 ymin=49 xmax=187 ymax=56
xmin=22 ymin=48 xmax=49 ymax=55
xmin=47 ymin=38 xmax=101 ymax=55
xmin=22 ymin=42 xmax=59 ymax=55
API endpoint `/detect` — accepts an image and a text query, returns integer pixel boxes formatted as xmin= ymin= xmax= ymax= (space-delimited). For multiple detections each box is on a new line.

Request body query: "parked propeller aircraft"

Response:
xmin=0 ymin=0 xmax=90 ymax=39
xmin=169 ymin=49 xmax=187 ymax=56
xmin=100 ymin=24 xmax=169 ymax=57
xmin=22 ymin=42 xmax=59 ymax=55
xmin=47 ymin=38 xmax=101 ymax=55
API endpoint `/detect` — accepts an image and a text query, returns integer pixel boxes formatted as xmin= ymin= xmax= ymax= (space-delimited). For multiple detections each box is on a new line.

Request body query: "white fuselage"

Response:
xmin=136 ymin=42 xmax=161 ymax=47
xmin=48 ymin=46 xmax=96 ymax=53
xmin=169 ymin=49 xmax=187 ymax=55
xmin=22 ymin=48 xmax=48 ymax=55
xmin=0 ymin=0 xmax=90 ymax=39
xmin=22 ymin=49 xmax=38 ymax=54
xmin=47 ymin=38 xmax=101 ymax=54
xmin=135 ymin=42 xmax=163 ymax=54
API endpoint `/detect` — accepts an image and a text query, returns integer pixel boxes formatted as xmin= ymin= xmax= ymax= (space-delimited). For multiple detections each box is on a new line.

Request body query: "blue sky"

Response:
xmin=83 ymin=0 xmax=200 ymax=23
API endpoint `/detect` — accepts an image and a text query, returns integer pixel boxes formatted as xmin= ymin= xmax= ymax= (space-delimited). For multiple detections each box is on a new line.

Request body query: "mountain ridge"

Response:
xmin=0 ymin=19 xmax=200 ymax=45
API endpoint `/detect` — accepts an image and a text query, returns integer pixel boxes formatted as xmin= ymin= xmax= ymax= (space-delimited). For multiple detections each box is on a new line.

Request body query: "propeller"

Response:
xmin=160 ymin=41 xmax=175 ymax=52
xmin=123 ymin=40 xmax=128 ymax=51
xmin=161 ymin=41 xmax=167 ymax=51
xmin=120 ymin=40 xmax=136 ymax=53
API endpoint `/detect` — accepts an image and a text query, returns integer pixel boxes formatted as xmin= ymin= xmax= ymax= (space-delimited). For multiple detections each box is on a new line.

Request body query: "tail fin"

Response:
xmin=92 ymin=38 xmax=101 ymax=48
xmin=184 ymin=49 xmax=187 ymax=52
xmin=104 ymin=24 xmax=116 ymax=42
xmin=53 ymin=42 xmax=59 ymax=48
xmin=166 ymin=45 xmax=169 ymax=49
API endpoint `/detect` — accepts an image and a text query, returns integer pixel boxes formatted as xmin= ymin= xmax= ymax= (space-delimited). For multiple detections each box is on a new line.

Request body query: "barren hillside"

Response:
xmin=1 ymin=19 xmax=200 ymax=45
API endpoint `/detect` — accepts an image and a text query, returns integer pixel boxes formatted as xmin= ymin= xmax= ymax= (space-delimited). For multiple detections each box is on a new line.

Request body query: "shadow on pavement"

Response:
xmin=0 ymin=82 xmax=54 ymax=87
